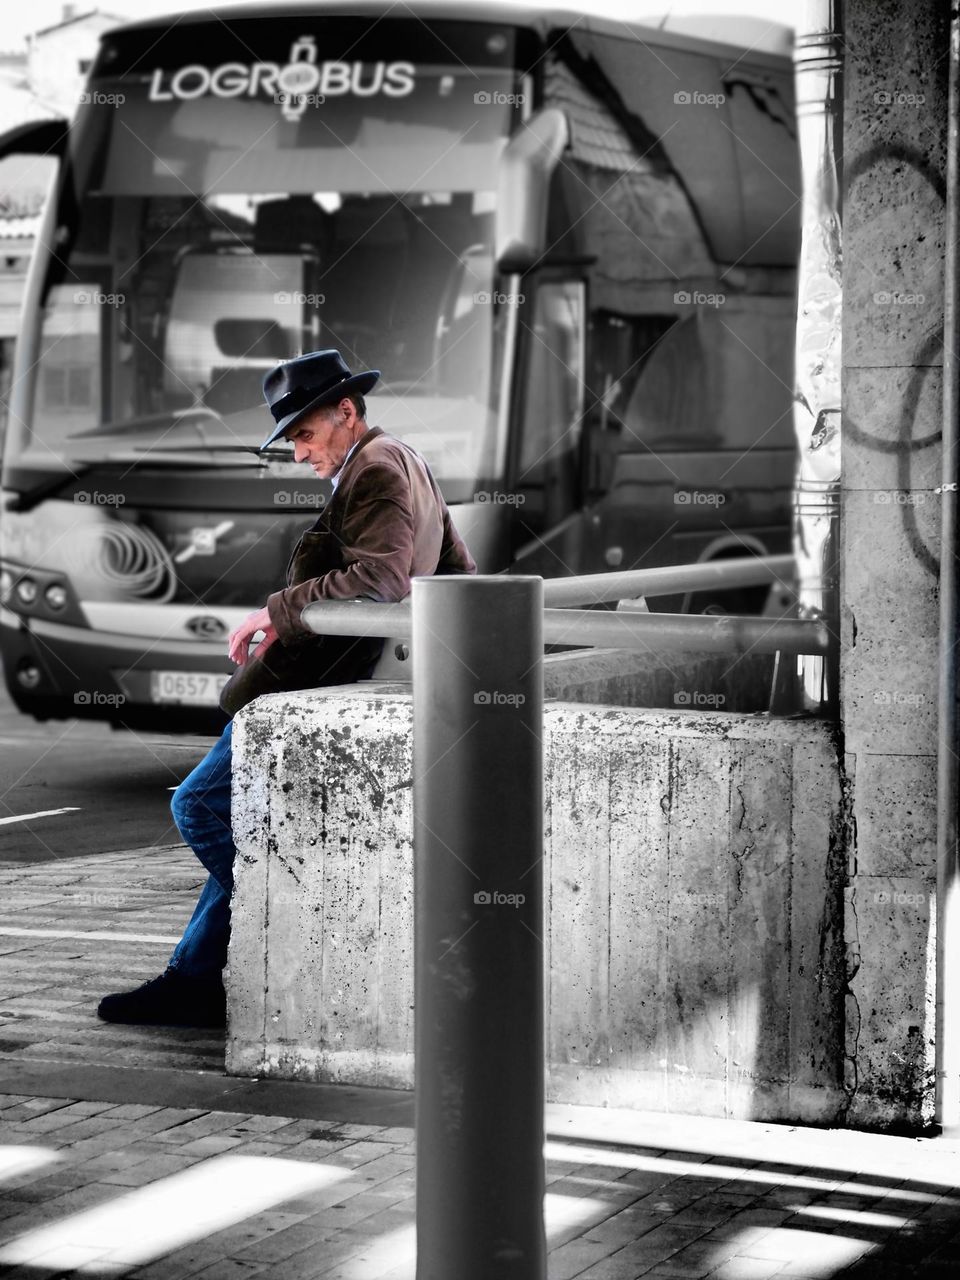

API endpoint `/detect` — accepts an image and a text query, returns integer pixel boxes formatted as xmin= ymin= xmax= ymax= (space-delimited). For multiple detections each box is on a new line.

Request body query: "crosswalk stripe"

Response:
xmin=0 ymin=927 xmax=180 ymax=943
xmin=0 ymin=808 xmax=81 ymax=826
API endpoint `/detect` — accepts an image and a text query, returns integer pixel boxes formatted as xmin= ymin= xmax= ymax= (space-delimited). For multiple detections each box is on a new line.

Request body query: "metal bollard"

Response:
xmin=412 ymin=575 xmax=546 ymax=1280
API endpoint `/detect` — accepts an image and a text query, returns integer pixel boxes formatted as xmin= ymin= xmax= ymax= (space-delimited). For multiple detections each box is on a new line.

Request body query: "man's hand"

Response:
xmin=228 ymin=606 xmax=278 ymax=666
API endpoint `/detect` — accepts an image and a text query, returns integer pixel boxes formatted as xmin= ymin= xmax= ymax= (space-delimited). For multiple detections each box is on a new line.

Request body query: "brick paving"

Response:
xmin=0 ymin=848 xmax=957 ymax=1277
xmin=0 ymin=849 xmax=219 ymax=1076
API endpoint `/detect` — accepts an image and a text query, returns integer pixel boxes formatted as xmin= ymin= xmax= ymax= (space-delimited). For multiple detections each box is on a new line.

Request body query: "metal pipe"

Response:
xmin=792 ymin=0 xmax=843 ymax=714
xmin=412 ymin=576 xmax=546 ymax=1280
xmin=936 ymin=0 xmax=960 ymax=1138
xmin=300 ymin=598 xmax=828 ymax=657
xmin=540 ymin=554 xmax=795 ymax=608
xmin=300 ymin=599 xmax=412 ymax=640
xmin=540 ymin=610 xmax=829 ymax=657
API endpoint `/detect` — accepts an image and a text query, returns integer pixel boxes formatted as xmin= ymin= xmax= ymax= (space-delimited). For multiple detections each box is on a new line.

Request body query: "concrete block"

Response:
xmin=840 ymin=483 xmax=938 ymax=757
xmin=788 ymin=731 xmax=845 ymax=1119
xmin=853 ymin=753 xmax=937 ymax=876
xmin=842 ymin=0 xmax=948 ymax=370
xmin=841 ymin=488 xmax=940 ymax=634
xmin=229 ymin=688 xmax=415 ymax=1088
xmin=841 ymin=633 xmax=937 ymax=757
xmin=542 ymin=648 xmax=775 ymax=715
xmin=843 ymin=366 xmax=942 ymax=495
xmin=844 ymin=874 xmax=936 ymax=1129
xmin=228 ymin=688 xmax=847 ymax=1124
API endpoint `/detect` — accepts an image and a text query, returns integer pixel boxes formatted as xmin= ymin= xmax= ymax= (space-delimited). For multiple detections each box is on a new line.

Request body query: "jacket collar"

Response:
xmin=329 ymin=425 xmax=384 ymax=490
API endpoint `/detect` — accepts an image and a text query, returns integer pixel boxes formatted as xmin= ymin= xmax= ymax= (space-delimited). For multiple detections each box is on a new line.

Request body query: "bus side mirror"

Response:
xmin=0 ymin=119 xmax=68 ymax=160
xmin=495 ymin=108 xmax=569 ymax=274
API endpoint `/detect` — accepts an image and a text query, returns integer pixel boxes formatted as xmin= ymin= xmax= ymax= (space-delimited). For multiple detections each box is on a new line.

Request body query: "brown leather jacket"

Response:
xmin=219 ymin=426 xmax=476 ymax=716
xmin=266 ymin=425 xmax=476 ymax=641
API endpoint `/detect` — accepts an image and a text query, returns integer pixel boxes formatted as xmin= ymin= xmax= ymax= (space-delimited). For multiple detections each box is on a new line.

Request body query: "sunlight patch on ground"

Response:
xmin=0 ymin=1144 xmax=61 ymax=1182
xmin=0 ymin=1151 xmax=350 ymax=1272
xmin=715 ymin=1226 xmax=874 ymax=1275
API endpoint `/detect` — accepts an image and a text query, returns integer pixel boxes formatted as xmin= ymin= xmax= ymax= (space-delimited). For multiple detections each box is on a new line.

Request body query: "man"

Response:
xmin=98 ymin=349 xmax=476 ymax=1026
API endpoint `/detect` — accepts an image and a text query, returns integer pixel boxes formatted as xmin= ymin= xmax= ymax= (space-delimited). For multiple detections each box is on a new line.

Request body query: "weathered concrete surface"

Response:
xmin=227 ymin=686 xmax=845 ymax=1124
xmin=541 ymin=646 xmax=775 ymax=713
xmin=375 ymin=646 xmax=777 ymax=712
xmin=840 ymin=0 xmax=946 ymax=1128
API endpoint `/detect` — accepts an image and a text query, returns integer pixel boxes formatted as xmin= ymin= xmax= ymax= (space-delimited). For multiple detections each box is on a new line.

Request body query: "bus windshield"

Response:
xmin=18 ymin=22 xmax=522 ymax=486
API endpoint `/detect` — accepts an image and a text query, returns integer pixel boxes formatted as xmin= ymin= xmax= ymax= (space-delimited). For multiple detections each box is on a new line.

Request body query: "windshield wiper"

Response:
xmin=6 ymin=404 xmax=284 ymax=511
xmin=66 ymin=406 xmax=265 ymax=450
xmin=5 ymin=464 xmax=95 ymax=514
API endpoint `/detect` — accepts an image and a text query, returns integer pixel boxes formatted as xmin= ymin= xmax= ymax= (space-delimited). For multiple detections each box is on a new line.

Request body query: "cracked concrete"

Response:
xmin=227 ymin=687 xmax=845 ymax=1124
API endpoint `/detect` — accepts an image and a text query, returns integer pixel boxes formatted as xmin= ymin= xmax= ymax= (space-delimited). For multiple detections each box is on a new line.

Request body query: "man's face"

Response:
xmin=284 ymin=400 xmax=356 ymax=478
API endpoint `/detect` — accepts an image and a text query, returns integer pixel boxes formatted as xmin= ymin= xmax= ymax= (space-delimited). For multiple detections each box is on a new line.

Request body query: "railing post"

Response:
xmin=412 ymin=575 xmax=545 ymax=1280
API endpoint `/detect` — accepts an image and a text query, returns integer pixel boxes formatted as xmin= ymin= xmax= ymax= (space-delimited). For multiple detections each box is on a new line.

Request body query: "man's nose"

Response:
xmin=293 ymin=440 xmax=309 ymax=464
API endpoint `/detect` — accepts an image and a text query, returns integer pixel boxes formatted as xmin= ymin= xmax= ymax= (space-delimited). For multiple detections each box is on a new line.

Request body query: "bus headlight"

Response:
xmin=15 ymin=577 xmax=38 ymax=606
xmin=44 ymin=583 xmax=69 ymax=610
xmin=0 ymin=564 xmax=84 ymax=623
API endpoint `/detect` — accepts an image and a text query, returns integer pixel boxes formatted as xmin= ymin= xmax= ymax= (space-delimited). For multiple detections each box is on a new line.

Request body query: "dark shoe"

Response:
xmin=97 ymin=969 xmax=226 ymax=1028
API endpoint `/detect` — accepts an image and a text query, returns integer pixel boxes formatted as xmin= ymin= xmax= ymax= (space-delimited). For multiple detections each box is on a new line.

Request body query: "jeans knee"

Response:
xmin=171 ymin=781 xmax=216 ymax=844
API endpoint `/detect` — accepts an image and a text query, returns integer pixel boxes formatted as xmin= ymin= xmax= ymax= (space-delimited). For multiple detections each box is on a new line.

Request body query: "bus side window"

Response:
xmin=516 ymin=280 xmax=585 ymax=531
xmin=581 ymin=312 xmax=678 ymax=496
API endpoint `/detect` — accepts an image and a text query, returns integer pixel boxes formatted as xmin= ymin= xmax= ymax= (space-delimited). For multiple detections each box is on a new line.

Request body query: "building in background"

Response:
xmin=27 ymin=5 xmax=126 ymax=117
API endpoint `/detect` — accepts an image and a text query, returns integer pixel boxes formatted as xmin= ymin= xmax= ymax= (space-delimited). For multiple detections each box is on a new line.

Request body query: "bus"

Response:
xmin=0 ymin=2 xmax=799 ymax=731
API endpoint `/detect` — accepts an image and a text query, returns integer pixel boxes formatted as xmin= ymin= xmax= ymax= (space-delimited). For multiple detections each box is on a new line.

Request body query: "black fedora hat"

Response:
xmin=260 ymin=349 xmax=380 ymax=450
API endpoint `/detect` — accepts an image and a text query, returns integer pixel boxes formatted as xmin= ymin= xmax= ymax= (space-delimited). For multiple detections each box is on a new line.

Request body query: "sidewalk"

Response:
xmin=0 ymin=848 xmax=958 ymax=1279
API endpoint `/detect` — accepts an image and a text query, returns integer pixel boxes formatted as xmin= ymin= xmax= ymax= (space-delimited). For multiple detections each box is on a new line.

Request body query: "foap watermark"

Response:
xmin=74 ymin=290 xmax=125 ymax=308
xmin=873 ymin=290 xmax=925 ymax=306
xmin=673 ymin=290 xmax=725 ymax=308
xmin=874 ymin=90 xmax=926 ymax=107
xmin=71 ymin=891 xmax=127 ymax=908
xmin=674 ymin=489 xmax=726 ymax=506
xmin=79 ymin=90 xmax=125 ymax=107
xmin=275 ymin=291 xmax=325 ymax=306
xmin=274 ymin=91 xmax=325 ymax=108
xmin=874 ymin=490 xmax=926 ymax=505
xmin=873 ymin=889 xmax=928 ymax=906
xmin=74 ymin=490 xmax=125 ymax=506
xmin=74 ymin=691 xmax=126 ymax=707
xmin=473 ymin=290 xmax=524 ymax=306
xmin=474 ymin=490 xmax=525 ymax=505
xmin=473 ymin=889 xmax=526 ymax=907
xmin=687 ymin=890 xmax=725 ymax=908
xmin=474 ymin=90 xmax=527 ymax=107
xmin=674 ymin=90 xmax=725 ymax=107
xmin=274 ymin=490 xmax=325 ymax=508
xmin=674 ymin=689 xmax=726 ymax=707
xmin=874 ymin=689 xmax=925 ymax=707
xmin=474 ymin=689 xmax=526 ymax=707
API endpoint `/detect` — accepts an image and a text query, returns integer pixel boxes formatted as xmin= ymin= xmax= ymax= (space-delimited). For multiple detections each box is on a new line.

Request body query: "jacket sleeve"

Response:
xmin=436 ymin=505 xmax=477 ymax=575
xmin=266 ymin=460 xmax=416 ymax=644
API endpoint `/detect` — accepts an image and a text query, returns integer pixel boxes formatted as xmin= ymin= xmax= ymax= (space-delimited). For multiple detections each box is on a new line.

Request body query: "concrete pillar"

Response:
xmin=841 ymin=0 xmax=948 ymax=1127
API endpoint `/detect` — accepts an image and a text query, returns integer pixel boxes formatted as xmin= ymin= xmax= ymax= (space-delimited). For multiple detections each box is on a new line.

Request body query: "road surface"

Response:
xmin=0 ymin=682 xmax=213 ymax=863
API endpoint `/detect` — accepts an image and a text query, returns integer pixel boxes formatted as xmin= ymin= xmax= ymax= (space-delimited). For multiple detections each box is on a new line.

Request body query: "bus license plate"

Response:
xmin=150 ymin=671 xmax=230 ymax=707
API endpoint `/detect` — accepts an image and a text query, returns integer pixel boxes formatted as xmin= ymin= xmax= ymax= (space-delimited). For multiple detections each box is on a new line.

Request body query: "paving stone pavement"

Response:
xmin=0 ymin=848 xmax=958 ymax=1278
xmin=0 ymin=848 xmax=219 ymax=1076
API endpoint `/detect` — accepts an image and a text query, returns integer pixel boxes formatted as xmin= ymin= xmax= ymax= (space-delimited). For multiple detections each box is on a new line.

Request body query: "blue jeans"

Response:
xmin=167 ymin=722 xmax=235 ymax=980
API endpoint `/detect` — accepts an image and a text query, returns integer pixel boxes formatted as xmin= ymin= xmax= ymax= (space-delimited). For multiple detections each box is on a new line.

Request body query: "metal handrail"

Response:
xmin=301 ymin=588 xmax=827 ymax=660
xmin=541 ymin=554 xmax=795 ymax=608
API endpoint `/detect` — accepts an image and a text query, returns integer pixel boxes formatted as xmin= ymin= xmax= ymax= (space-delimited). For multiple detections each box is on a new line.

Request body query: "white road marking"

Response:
xmin=0 ymin=927 xmax=180 ymax=944
xmin=0 ymin=808 xmax=80 ymax=827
